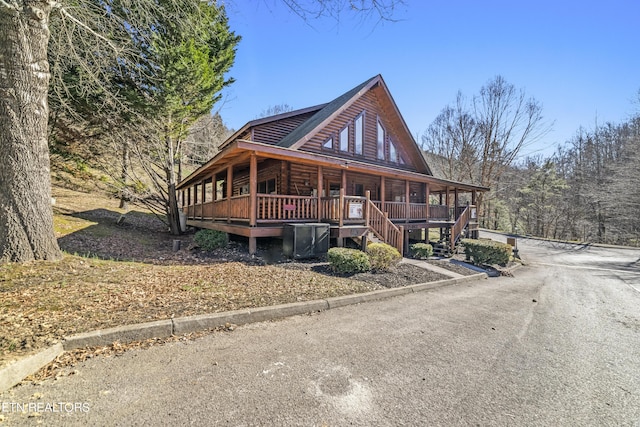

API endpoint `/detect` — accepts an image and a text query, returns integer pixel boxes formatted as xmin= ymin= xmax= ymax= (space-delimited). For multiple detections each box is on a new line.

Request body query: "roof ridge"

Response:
xmin=276 ymin=75 xmax=381 ymax=148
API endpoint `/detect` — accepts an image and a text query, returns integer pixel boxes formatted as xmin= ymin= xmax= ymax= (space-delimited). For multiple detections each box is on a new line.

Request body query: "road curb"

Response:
xmin=2 ymin=272 xmax=487 ymax=393
xmin=173 ymin=309 xmax=253 ymax=335
xmin=408 ymin=272 xmax=488 ymax=292
xmin=63 ymin=319 xmax=173 ymax=351
xmin=0 ymin=343 xmax=63 ymax=393
xmin=325 ymin=287 xmax=413 ymax=309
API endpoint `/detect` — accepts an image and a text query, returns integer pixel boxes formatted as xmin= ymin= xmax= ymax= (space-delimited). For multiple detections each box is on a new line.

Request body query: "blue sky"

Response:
xmin=218 ymin=0 xmax=640 ymax=159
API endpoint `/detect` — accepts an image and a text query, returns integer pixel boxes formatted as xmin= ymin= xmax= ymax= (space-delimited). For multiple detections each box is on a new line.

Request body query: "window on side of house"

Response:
xmin=323 ymin=137 xmax=333 ymax=150
xmin=339 ymin=126 xmax=349 ymax=152
xmin=354 ymin=113 xmax=364 ymax=155
xmin=377 ymin=120 xmax=385 ymax=160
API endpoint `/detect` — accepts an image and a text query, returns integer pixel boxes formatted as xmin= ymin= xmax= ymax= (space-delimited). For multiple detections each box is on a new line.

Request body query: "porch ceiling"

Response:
xmin=177 ymin=140 xmax=488 ymax=194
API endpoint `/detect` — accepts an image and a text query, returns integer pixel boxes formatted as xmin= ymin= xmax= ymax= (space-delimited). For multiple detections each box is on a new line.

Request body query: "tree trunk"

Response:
xmin=165 ymin=129 xmax=181 ymax=236
xmin=0 ymin=3 xmax=62 ymax=262
xmin=119 ymin=142 xmax=129 ymax=209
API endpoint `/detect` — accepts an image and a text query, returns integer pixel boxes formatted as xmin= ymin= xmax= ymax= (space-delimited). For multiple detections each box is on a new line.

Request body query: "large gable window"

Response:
xmin=377 ymin=120 xmax=385 ymax=160
xmin=389 ymin=140 xmax=398 ymax=163
xmin=354 ymin=113 xmax=364 ymax=155
xmin=339 ymin=126 xmax=349 ymax=151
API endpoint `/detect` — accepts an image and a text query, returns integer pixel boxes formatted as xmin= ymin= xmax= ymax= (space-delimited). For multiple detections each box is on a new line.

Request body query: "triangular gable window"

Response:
xmin=323 ymin=137 xmax=333 ymax=150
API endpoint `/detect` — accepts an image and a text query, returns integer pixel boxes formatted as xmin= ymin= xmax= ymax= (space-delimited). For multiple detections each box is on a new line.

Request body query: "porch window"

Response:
xmin=354 ymin=113 xmax=364 ymax=155
xmin=258 ymin=178 xmax=276 ymax=194
xmin=215 ymin=179 xmax=225 ymax=200
xmin=339 ymin=126 xmax=349 ymax=152
xmin=204 ymin=178 xmax=213 ymax=202
xmin=377 ymin=120 xmax=385 ymax=160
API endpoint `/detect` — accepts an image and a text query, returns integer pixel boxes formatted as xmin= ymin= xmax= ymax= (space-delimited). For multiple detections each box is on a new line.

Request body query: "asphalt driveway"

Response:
xmin=2 ymin=231 xmax=639 ymax=426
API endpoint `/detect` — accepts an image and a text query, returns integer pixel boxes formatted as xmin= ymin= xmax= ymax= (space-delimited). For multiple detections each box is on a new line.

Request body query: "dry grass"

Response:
xmin=0 ymin=186 xmax=383 ymax=367
xmin=1 ymin=182 xmax=461 ymax=369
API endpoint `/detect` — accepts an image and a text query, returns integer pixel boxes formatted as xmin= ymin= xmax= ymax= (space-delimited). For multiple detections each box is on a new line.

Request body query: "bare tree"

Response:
xmin=473 ymin=76 xmax=550 ymax=223
xmin=421 ymin=91 xmax=479 ymax=183
xmin=182 ymin=113 xmax=231 ymax=169
xmin=258 ymin=104 xmax=294 ymax=118
xmin=279 ymin=0 xmax=405 ymax=23
xmin=422 ymin=76 xmax=550 ymax=227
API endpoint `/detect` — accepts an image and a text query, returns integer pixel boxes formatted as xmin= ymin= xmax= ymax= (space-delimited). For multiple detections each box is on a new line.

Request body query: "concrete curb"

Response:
xmin=63 ymin=319 xmax=173 ymax=351
xmin=1 ymin=272 xmax=487 ymax=393
xmin=0 ymin=343 xmax=63 ymax=393
xmin=173 ymin=309 xmax=253 ymax=335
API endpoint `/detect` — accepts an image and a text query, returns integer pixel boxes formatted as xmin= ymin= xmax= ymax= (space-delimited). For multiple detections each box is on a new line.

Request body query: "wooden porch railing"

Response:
xmin=257 ymin=194 xmax=317 ymax=222
xmin=212 ymin=199 xmax=228 ymax=218
xmin=320 ymin=193 xmax=368 ymax=225
xmin=429 ymin=205 xmax=450 ymax=220
xmin=371 ymin=201 xmax=450 ymax=221
xmin=230 ymin=195 xmax=250 ymax=220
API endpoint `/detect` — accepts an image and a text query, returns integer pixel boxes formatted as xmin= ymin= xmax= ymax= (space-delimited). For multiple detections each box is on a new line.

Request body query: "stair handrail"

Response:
xmin=450 ymin=205 xmax=472 ymax=251
xmin=365 ymin=193 xmax=403 ymax=254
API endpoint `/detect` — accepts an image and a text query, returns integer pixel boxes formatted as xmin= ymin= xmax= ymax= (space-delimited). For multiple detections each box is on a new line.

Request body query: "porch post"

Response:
xmin=249 ymin=153 xmax=257 ymax=227
xmin=365 ymin=190 xmax=371 ymax=227
xmin=339 ymin=187 xmax=345 ymax=227
xmin=425 ymin=183 xmax=430 ymax=220
xmin=248 ymin=153 xmax=257 ymax=255
xmin=226 ymin=165 xmax=233 ymax=223
xmin=200 ymin=180 xmax=205 ymax=220
xmin=317 ymin=165 xmax=323 ymax=220
xmin=341 ymin=169 xmax=347 ymax=194
xmin=405 ymin=180 xmax=410 ymax=221
xmin=472 ymin=190 xmax=477 ymax=206
xmin=445 ymin=188 xmax=451 ymax=219
xmin=425 ymin=183 xmax=430 ymax=242
xmin=380 ymin=176 xmax=386 ymax=205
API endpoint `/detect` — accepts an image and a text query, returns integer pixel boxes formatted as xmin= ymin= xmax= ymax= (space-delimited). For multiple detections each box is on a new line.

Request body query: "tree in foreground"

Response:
xmin=0 ymin=2 xmax=61 ymax=262
xmin=0 ymin=0 xmax=403 ymax=263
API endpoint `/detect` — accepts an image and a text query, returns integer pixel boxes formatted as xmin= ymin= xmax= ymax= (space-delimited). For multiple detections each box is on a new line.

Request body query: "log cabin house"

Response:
xmin=177 ymin=75 xmax=488 ymax=256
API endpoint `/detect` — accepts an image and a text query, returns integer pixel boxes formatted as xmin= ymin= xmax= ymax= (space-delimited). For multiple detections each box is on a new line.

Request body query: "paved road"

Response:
xmin=2 ymin=233 xmax=640 ymax=426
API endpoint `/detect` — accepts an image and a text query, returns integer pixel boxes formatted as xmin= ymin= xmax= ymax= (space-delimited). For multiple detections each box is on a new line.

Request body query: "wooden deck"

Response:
xmin=184 ymin=191 xmax=477 ymax=255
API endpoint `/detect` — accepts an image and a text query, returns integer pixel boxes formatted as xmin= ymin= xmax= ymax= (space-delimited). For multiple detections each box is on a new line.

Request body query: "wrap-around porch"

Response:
xmin=179 ymin=144 xmax=482 ymax=255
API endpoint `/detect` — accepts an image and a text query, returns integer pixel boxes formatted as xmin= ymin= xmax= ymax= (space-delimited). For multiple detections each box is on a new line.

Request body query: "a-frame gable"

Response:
xmin=277 ymin=75 xmax=432 ymax=176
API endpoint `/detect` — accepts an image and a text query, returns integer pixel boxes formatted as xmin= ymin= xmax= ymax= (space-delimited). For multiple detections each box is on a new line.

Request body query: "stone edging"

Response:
xmin=0 ymin=272 xmax=487 ymax=393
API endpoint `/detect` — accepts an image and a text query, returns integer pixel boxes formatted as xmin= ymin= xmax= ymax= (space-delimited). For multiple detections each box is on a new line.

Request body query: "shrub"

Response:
xmin=327 ymin=247 xmax=371 ymax=274
xmin=367 ymin=242 xmax=401 ymax=272
xmin=461 ymin=239 xmax=512 ymax=266
xmin=194 ymin=229 xmax=229 ymax=251
xmin=410 ymin=243 xmax=433 ymax=259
